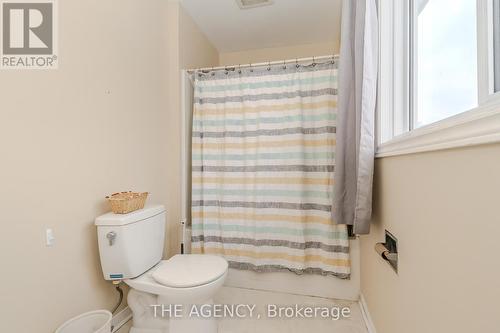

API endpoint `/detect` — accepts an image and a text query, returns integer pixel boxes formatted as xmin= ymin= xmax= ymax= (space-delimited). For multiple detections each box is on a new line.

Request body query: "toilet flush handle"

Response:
xmin=106 ymin=231 xmax=117 ymax=246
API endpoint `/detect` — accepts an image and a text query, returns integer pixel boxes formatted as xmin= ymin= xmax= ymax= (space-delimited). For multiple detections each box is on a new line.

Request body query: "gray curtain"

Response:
xmin=333 ymin=0 xmax=378 ymax=234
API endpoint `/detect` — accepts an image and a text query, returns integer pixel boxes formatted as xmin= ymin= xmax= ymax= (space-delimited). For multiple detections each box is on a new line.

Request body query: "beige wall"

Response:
xmin=179 ymin=5 xmax=220 ymax=70
xmin=360 ymin=144 xmax=500 ymax=333
xmin=219 ymin=41 xmax=338 ymax=66
xmin=0 ymin=1 xmax=217 ymax=332
xmin=164 ymin=2 xmax=219 ymax=256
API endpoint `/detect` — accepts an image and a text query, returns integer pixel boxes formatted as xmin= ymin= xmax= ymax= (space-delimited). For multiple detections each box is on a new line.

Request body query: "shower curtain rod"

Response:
xmin=185 ymin=54 xmax=339 ymax=74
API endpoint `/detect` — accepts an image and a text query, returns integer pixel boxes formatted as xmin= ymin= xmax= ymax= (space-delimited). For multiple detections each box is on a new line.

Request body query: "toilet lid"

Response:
xmin=152 ymin=254 xmax=228 ymax=288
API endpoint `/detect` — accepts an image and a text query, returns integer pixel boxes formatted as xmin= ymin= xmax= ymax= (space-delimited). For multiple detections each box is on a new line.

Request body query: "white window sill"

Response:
xmin=376 ymin=102 xmax=500 ymax=158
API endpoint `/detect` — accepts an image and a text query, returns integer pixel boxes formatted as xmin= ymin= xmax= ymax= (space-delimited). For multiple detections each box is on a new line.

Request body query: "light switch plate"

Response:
xmin=46 ymin=228 xmax=55 ymax=246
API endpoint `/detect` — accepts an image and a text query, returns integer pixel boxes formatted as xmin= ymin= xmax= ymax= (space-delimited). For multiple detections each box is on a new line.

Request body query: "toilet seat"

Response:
xmin=124 ymin=256 xmax=228 ymax=303
xmin=152 ymin=254 xmax=228 ymax=288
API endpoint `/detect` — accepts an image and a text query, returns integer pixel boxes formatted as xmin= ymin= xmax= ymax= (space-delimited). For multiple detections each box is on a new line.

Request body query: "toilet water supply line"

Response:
xmin=111 ymin=280 xmax=124 ymax=314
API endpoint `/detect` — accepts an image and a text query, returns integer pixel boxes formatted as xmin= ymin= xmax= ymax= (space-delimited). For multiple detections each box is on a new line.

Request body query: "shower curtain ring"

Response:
xmin=283 ymin=59 xmax=287 ymax=70
xmin=238 ymin=64 xmax=242 ymax=74
xmin=267 ymin=61 xmax=271 ymax=71
xmin=312 ymin=56 xmax=316 ymax=66
xmin=296 ymin=58 xmax=299 ymax=69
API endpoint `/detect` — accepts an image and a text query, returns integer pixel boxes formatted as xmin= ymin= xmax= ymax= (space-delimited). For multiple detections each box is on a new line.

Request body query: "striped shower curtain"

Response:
xmin=191 ymin=61 xmax=350 ymax=278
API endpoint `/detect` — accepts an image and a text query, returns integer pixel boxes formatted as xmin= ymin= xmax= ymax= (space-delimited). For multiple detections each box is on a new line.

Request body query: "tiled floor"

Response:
xmin=117 ymin=286 xmax=368 ymax=333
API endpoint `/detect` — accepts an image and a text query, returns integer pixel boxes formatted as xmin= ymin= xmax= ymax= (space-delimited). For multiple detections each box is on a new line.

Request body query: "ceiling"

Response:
xmin=180 ymin=0 xmax=342 ymax=53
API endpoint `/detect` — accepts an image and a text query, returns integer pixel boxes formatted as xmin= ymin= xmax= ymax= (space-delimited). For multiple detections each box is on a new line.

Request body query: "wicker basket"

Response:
xmin=106 ymin=191 xmax=148 ymax=214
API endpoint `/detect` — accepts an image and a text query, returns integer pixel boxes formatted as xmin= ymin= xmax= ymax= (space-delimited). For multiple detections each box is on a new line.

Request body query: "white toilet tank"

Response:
xmin=95 ymin=205 xmax=166 ymax=280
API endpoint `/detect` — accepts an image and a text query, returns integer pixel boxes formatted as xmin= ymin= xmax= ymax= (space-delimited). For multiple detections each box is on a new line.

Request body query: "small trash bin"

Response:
xmin=55 ymin=310 xmax=112 ymax=333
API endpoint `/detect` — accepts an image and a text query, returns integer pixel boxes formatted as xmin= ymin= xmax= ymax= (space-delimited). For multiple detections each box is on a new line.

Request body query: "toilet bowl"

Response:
xmin=95 ymin=206 xmax=228 ymax=333
xmin=126 ymin=255 xmax=228 ymax=333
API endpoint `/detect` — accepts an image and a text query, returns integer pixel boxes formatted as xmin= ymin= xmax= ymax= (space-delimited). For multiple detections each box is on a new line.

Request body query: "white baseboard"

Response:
xmin=111 ymin=306 xmax=132 ymax=333
xmin=359 ymin=294 xmax=377 ymax=333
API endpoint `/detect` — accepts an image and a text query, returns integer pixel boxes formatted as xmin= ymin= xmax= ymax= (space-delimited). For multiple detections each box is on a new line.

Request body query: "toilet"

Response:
xmin=95 ymin=205 xmax=228 ymax=333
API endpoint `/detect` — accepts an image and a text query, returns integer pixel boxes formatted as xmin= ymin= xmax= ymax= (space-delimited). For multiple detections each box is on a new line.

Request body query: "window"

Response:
xmin=377 ymin=0 xmax=500 ymax=156
xmin=411 ymin=0 xmax=478 ymax=128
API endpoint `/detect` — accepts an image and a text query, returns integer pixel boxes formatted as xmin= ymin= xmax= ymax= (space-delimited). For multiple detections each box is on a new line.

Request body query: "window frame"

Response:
xmin=376 ymin=0 xmax=500 ymax=157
